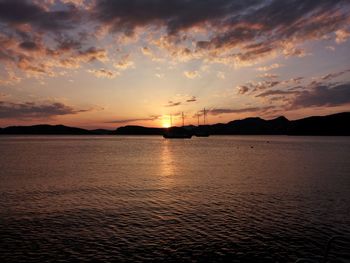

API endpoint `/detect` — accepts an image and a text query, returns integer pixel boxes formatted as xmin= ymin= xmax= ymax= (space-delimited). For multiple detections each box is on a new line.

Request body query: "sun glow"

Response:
xmin=162 ymin=121 xmax=171 ymax=128
xmin=162 ymin=116 xmax=171 ymax=128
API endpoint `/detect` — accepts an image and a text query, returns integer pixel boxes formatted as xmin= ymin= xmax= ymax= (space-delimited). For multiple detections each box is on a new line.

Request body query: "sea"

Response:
xmin=0 ymin=135 xmax=349 ymax=262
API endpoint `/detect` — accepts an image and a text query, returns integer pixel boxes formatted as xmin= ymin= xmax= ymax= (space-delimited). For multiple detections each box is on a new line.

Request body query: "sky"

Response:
xmin=0 ymin=0 xmax=350 ymax=129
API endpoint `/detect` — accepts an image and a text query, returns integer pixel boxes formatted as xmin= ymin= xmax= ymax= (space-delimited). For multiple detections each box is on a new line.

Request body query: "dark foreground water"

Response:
xmin=0 ymin=136 xmax=349 ymax=262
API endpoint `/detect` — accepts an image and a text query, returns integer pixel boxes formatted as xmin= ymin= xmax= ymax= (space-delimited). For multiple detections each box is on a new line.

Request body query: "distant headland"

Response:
xmin=0 ymin=112 xmax=349 ymax=136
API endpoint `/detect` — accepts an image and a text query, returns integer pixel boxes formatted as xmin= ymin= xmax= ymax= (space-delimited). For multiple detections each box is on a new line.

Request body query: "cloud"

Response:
xmin=0 ymin=0 xmax=80 ymax=31
xmin=92 ymin=0 xmax=247 ymax=34
xmin=0 ymin=26 xmax=110 ymax=78
xmin=320 ymin=69 xmax=350 ymax=81
xmin=184 ymin=70 xmax=199 ymax=79
xmin=53 ymin=47 xmax=109 ymax=71
xmin=55 ymin=36 xmax=83 ymax=52
xmin=245 ymin=80 xmax=281 ymax=93
xmin=237 ymin=85 xmax=249 ymax=95
xmin=256 ymin=89 xmax=300 ymax=98
xmin=0 ymin=68 xmax=21 ymax=85
xmin=258 ymin=73 xmax=279 ymax=79
xmin=19 ymin=41 xmax=40 ymax=51
xmin=105 ymin=115 xmax=160 ymax=124
xmin=195 ymin=1 xmax=349 ymax=64
xmin=17 ymin=57 xmax=54 ymax=76
xmin=165 ymin=95 xmax=197 ymax=106
xmin=113 ymin=54 xmax=134 ymax=70
xmin=88 ymin=68 xmax=119 ymax=79
xmin=282 ymin=44 xmax=309 ymax=58
xmin=0 ymin=100 xmax=89 ymax=119
xmin=1 ymin=0 xmax=349 ymax=82
xmin=284 ymin=77 xmax=304 ymax=85
xmin=141 ymin=46 xmax=152 ymax=56
xmin=209 ymin=106 xmax=275 ymax=116
xmin=95 ymin=0 xmax=350 ymax=66
xmin=335 ymin=29 xmax=350 ymax=43
xmin=291 ymin=83 xmax=350 ymax=108
xmin=186 ymin=96 xmax=197 ymax=102
xmin=256 ymin=63 xmax=283 ymax=72
xmin=76 ymin=47 xmax=108 ymax=62
xmin=165 ymin=101 xmax=181 ymax=107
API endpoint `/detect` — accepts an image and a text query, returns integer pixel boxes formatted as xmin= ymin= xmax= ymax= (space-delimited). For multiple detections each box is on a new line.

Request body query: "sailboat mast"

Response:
xmin=203 ymin=108 xmax=206 ymax=125
xmin=197 ymin=113 xmax=200 ymax=126
xmin=182 ymin=112 xmax=185 ymax=127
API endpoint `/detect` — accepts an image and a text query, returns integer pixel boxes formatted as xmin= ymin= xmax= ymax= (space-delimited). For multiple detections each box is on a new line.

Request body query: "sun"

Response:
xmin=162 ymin=121 xmax=171 ymax=128
xmin=162 ymin=116 xmax=171 ymax=128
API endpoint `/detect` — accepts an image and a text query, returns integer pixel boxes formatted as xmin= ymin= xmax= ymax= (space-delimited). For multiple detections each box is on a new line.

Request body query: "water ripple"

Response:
xmin=1 ymin=136 xmax=350 ymax=262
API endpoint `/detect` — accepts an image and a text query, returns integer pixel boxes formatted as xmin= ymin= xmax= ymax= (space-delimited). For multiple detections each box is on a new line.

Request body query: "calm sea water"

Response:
xmin=0 ymin=136 xmax=349 ymax=262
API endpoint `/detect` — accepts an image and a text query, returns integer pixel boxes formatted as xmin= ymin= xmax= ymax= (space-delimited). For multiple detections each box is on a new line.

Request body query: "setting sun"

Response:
xmin=162 ymin=115 xmax=171 ymax=128
xmin=162 ymin=116 xmax=171 ymax=128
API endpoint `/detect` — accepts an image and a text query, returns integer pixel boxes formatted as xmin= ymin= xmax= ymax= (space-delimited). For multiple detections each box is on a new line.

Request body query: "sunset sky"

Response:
xmin=0 ymin=0 xmax=350 ymax=129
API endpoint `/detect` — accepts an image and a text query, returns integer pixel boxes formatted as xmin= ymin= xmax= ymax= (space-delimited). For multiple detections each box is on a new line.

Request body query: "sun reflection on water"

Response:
xmin=159 ymin=140 xmax=176 ymax=185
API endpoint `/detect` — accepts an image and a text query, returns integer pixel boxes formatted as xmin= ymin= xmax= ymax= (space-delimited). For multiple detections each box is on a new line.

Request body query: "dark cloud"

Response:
xmin=19 ymin=41 xmax=39 ymax=51
xmin=320 ymin=69 xmax=350 ymax=81
xmin=77 ymin=47 xmax=108 ymax=62
xmin=236 ymin=45 xmax=275 ymax=62
xmin=93 ymin=0 xmax=260 ymax=35
xmin=164 ymin=95 xmax=197 ymax=107
xmin=0 ymin=2 xmax=94 ymax=79
xmin=105 ymin=115 xmax=160 ymax=124
xmin=186 ymin=96 xmax=197 ymax=102
xmin=291 ymin=83 xmax=350 ymax=108
xmin=1 ymin=0 xmax=350 ymax=83
xmin=0 ymin=0 xmax=80 ymax=31
xmin=209 ymin=106 xmax=275 ymax=116
xmin=0 ymin=101 xmax=89 ymax=119
xmin=165 ymin=101 xmax=181 ymax=107
xmin=192 ymin=0 xmax=349 ymax=61
xmin=237 ymin=85 xmax=249 ymax=95
xmin=55 ymin=37 xmax=83 ymax=52
xmin=91 ymin=0 xmax=349 ymax=64
xmin=256 ymin=89 xmax=300 ymax=98
xmin=247 ymin=81 xmax=281 ymax=93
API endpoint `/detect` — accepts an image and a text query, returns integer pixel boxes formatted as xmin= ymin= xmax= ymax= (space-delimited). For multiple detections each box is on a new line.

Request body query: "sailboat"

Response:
xmin=194 ymin=108 xmax=210 ymax=137
xmin=163 ymin=112 xmax=192 ymax=139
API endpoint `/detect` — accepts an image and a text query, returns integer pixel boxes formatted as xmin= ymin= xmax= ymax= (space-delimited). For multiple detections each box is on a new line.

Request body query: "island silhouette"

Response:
xmin=0 ymin=112 xmax=349 ymax=136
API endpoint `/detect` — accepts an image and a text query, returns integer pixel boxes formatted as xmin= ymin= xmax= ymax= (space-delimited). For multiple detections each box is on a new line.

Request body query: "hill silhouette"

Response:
xmin=115 ymin=125 xmax=164 ymax=135
xmin=0 ymin=124 xmax=113 ymax=135
xmin=0 ymin=112 xmax=349 ymax=135
xmin=288 ymin=112 xmax=350 ymax=135
xmin=208 ymin=116 xmax=289 ymax=135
